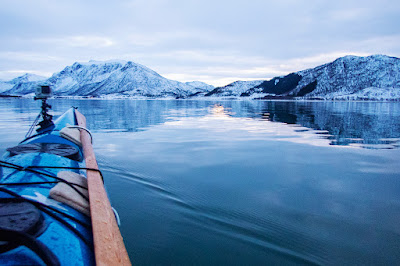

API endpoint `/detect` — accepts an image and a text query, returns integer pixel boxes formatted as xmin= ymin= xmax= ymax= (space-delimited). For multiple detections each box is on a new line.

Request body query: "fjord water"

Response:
xmin=1 ymin=99 xmax=399 ymax=265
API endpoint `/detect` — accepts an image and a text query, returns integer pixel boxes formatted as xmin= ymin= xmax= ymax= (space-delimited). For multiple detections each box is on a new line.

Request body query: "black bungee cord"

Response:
xmin=0 ymin=160 xmax=90 ymax=201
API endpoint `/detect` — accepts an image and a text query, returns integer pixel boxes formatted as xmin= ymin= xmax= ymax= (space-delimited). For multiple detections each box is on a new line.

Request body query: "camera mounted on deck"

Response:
xmin=34 ymin=85 xmax=54 ymax=131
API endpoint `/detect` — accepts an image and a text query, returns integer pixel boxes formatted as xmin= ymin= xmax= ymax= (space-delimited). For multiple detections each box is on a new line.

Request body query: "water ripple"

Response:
xmin=101 ymin=162 xmax=327 ymax=265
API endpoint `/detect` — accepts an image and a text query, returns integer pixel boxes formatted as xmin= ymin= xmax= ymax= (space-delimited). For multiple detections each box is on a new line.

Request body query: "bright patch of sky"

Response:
xmin=0 ymin=0 xmax=399 ymax=86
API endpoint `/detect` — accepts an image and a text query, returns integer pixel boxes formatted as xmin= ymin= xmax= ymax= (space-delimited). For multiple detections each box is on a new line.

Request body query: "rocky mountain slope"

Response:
xmin=0 ymin=73 xmax=46 ymax=93
xmin=207 ymin=55 xmax=400 ymax=100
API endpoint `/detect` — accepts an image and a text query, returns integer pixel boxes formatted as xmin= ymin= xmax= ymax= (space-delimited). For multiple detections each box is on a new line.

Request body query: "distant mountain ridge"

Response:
xmin=0 ymin=73 xmax=47 ymax=93
xmin=207 ymin=55 xmax=400 ymax=100
xmin=1 ymin=60 xmax=214 ymax=98
xmin=1 ymin=55 xmax=399 ymax=100
xmin=294 ymin=55 xmax=400 ymax=99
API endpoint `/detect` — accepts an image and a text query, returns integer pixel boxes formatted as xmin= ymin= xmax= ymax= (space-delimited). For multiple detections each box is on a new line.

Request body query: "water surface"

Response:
xmin=1 ymin=99 xmax=399 ymax=265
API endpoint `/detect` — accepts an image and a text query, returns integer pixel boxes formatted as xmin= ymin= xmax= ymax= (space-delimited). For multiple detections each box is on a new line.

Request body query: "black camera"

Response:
xmin=35 ymin=85 xmax=52 ymax=99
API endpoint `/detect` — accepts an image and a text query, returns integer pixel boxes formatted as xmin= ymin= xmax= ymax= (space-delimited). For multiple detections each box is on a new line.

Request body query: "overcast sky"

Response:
xmin=0 ymin=0 xmax=399 ymax=86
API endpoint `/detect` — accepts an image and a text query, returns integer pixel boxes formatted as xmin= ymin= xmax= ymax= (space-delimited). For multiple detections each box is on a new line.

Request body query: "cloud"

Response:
xmin=0 ymin=70 xmax=52 ymax=80
xmin=0 ymin=0 xmax=399 ymax=85
xmin=61 ymin=36 xmax=115 ymax=48
xmin=35 ymin=36 xmax=115 ymax=48
xmin=328 ymin=7 xmax=370 ymax=21
xmin=0 ymin=51 xmax=61 ymax=62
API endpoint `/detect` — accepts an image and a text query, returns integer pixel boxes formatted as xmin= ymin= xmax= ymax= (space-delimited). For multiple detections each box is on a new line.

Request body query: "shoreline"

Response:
xmin=0 ymin=94 xmax=399 ymax=102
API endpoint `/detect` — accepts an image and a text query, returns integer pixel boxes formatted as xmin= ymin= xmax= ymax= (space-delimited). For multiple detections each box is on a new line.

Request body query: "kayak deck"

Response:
xmin=0 ymin=108 xmax=104 ymax=265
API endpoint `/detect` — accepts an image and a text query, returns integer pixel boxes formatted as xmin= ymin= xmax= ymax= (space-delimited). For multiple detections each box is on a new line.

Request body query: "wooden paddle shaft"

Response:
xmin=75 ymin=110 xmax=131 ymax=266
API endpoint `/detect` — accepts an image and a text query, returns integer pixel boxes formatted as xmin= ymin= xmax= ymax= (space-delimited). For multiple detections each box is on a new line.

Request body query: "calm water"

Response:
xmin=1 ymin=98 xmax=400 ymax=265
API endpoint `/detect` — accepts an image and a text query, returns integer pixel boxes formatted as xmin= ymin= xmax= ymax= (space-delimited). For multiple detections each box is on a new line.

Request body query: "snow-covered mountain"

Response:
xmin=0 ymin=81 xmax=13 ymax=93
xmin=290 ymin=55 xmax=400 ymax=99
xmin=1 ymin=60 xmax=215 ymax=98
xmin=10 ymin=73 xmax=47 ymax=83
xmin=202 ymin=80 xmax=264 ymax=98
xmin=0 ymin=73 xmax=46 ymax=93
xmin=1 ymin=55 xmax=399 ymax=100
xmin=184 ymin=81 xmax=214 ymax=92
xmin=205 ymin=55 xmax=400 ymax=100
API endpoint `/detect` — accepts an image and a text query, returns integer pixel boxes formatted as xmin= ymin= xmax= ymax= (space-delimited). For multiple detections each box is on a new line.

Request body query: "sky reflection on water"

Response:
xmin=163 ymin=104 xmax=334 ymax=148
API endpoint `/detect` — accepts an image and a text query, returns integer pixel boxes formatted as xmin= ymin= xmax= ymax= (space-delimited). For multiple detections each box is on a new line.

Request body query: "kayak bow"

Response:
xmin=0 ymin=107 xmax=131 ymax=265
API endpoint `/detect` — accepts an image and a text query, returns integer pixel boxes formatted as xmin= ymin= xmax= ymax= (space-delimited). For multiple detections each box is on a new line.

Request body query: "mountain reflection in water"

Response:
xmin=255 ymin=101 xmax=400 ymax=149
xmin=2 ymin=99 xmax=399 ymax=149
xmin=94 ymin=100 xmax=399 ymax=149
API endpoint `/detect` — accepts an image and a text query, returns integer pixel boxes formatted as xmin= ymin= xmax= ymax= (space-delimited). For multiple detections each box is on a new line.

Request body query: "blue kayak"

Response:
xmin=0 ymin=106 xmax=129 ymax=265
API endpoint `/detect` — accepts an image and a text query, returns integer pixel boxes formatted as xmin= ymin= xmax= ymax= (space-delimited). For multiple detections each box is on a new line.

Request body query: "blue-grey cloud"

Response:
xmin=0 ymin=0 xmax=399 ymax=85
